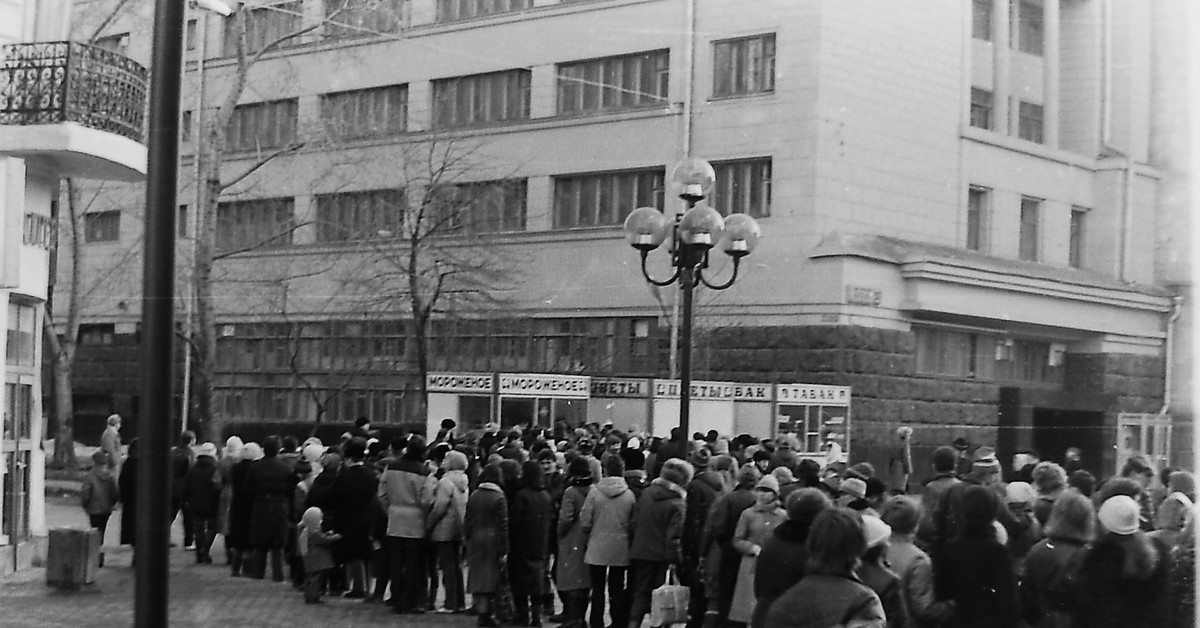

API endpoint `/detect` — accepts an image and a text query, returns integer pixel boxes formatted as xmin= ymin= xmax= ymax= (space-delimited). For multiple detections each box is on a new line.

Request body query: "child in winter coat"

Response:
xmin=297 ymin=507 xmax=342 ymax=604
xmin=80 ymin=451 xmax=120 ymax=567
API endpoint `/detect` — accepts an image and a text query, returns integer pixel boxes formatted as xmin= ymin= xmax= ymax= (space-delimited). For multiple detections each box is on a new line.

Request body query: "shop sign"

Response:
xmin=499 ymin=373 xmax=591 ymax=398
xmin=590 ymin=377 xmax=649 ymax=398
xmin=776 ymin=384 xmax=851 ymax=405
xmin=652 ymin=379 xmax=773 ymax=401
xmin=846 ymin=285 xmax=882 ymax=306
xmin=427 ymin=372 xmax=493 ymax=394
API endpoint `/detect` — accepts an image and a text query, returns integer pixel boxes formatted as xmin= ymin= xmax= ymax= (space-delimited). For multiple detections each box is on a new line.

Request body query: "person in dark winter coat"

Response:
xmin=182 ymin=442 xmax=221 ymax=564
xmin=703 ymin=464 xmax=761 ymax=626
xmin=933 ymin=485 xmax=1019 ymax=628
xmin=761 ymin=508 xmax=885 ymax=628
xmin=246 ymin=436 xmax=297 ymax=582
xmin=466 ymin=463 xmax=510 ymax=627
xmin=627 ymin=458 xmax=693 ymax=628
xmin=557 ymin=456 xmax=595 ymax=628
xmin=1020 ymin=491 xmax=1093 ymax=628
xmin=1169 ymin=513 xmax=1196 ymax=628
xmin=856 ymin=515 xmax=906 ymax=628
xmin=683 ymin=451 xmax=729 ymax=628
xmin=1072 ymin=495 xmax=1172 ymax=628
xmin=333 ymin=437 xmax=379 ymax=597
xmin=81 ymin=451 xmax=120 ymax=567
xmin=511 ymin=460 xmax=555 ymax=627
xmin=118 ymin=438 xmax=139 ymax=551
xmin=227 ymin=442 xmax=263 ymax=576
xmin=582 ymin=455 xmax=636 ymax=628
xmin=914 ymin=446 xmax=960 ymax=554
xmin=170 ymin=431 xmax=197 ymax=549
xmin=750 ymin=488 xmax=830 ymax=628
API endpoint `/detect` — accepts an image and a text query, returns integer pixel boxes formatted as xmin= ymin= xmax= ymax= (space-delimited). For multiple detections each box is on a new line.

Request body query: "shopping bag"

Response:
xmin=649 ymin=566 xmax=690 ymax=626
xmin=493 ymin=562 xmax=515 ymax=623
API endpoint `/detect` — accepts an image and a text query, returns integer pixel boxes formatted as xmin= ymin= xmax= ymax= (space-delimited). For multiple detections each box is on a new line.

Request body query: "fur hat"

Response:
xmin=879 ymin=495 xmax=920 ymax=535
xmin=784 ymin=488 xmax=831 ymax=522
xmin=755 ymin=474 xmax=780 ymax=494
xmin=1098 ymin=495 xmax=1140 ymax=535
xmin=567 ymin=456 xmax=593 ymax=480
xmin=659 ymin=459 xmax=695 ymax=487
xmin=195 ymin=442 xmax=218 ymax=459
xmin=91 ymin=451 xmax=109 ymax=466
xmin=862 ymin=515 xmax=892 ymax=548
xmin=690 ymin=446 xmax=712 ymax=469
xmin=972 ymin=447 xmax=1000 ymax=474
xmin=864 ymin=477 xmax=887 ymax=498
xmin=242 ymin=442 xmax=264 ymax=461
xmin=736 ymin=463 xmax=763 ymax=488
xmin=840 ymin=477 xmax=867 ymax=500
xmin=772 ymin=466 xmax=796 ymax=485
xmin=1005 ymin=481 xmax=1037 ymax=505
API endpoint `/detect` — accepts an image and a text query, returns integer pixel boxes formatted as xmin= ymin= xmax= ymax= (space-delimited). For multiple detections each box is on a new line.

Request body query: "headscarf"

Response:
xmin=241 ymin=442 xmax=264 ymax=462
xmin=297 ymin=507 xmax=323 ymax=557
xmin=222 ymin=436 xmax=244 ymax=460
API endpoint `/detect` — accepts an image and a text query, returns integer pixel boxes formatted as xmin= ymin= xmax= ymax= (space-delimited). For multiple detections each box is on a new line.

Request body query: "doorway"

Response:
xmin=1032 ymin=408 xmax=1105 ymax=477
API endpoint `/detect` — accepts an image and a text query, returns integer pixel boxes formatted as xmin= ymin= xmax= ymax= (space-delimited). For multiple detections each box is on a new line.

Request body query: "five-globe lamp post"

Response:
xmin=622 ymin=158 xmax=762 ymax=451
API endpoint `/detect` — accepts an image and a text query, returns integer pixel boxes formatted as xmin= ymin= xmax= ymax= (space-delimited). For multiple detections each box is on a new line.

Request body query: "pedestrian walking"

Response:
xmin=626 ymin=458 xmax=692 ymax=628
xmin=333 ymin=437 xmax=379 ymax=598
xmin=703 ymin=464 xmax=760 ymax=625
xmin=182 ymin=442 xmax=221 ymax=564
xmin=216 ymin=436 xmax=243 ymax=564
xmin=728 ymin=475 xmax=785 ymax=625
xmin=170 ymin=430 xmax=197 ymax=550
xmin=581 ymin=455 xmax=636 ymax=628
xmin=80 ymin=450 xmax=119 ymax=567
xmin=466 ymin=463 xmax=510 ymax=627
xmin=100 ymin=414 xmax=122 ymax=473
xmin=297 ymin=506 xmax=341 ymax=604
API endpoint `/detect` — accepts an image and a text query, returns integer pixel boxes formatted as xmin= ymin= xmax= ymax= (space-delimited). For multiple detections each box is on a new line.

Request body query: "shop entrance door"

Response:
xmin=1032 ymin=408 xmax=1105 ymax=476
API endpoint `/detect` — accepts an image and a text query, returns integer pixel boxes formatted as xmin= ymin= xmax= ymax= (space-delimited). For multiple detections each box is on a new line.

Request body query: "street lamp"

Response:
xmin=622 ymin=158 xmax=762 ymax=452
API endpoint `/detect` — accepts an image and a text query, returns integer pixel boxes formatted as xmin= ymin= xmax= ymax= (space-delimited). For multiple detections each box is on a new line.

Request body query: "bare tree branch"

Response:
xmin=219 ymin=141 xmax=306 ymax=191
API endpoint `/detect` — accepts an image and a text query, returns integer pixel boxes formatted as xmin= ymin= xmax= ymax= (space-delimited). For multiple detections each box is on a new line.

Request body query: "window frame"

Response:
xmin=1017 ymin=100 xmax=1044 ymax=143
xmin=966 ymin=185 xmax=990 ymax=252
xmin=83 ymin=211 xmax=121 ymax=243
xmin=215 ymin=197 xmax=296 ymax=253
xmin=710 ymin=158 xmax=772 ymax=218
xmin=315 ymin=188 xmax=406 ymax=243
xmin=1018 ymin=195 xmax=1041 ymax=262
xmin=972 ymin=0 xmax=992 ymax=40
xmin=1014 ymin=0 xmax=1045 ymax=56
xmin=1068 ymin=206 xmax=1087 ymax=268
xmin=432 ymin=69 xmax=532 ymax=130
xmin=320 ymin=85 xmax=409 ymax=141
xmin=226 ymin=99 xmax=299 ymax=153
xmin=970 ymin=88 xmax=993 ymax=130
xmin=556 ymin=49 xmax=670 ymax=116
xmin=712 ymin=33 xmax=777 ymax=98
xmin=552 ymin=168 xmax=665 ymax=229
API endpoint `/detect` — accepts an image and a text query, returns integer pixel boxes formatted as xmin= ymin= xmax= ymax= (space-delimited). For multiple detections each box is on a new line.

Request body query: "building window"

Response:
xmin=22 ymin=213 xmax=53 ymax=249
xmin=972 ymin=0 xmax=992 ymax=40
xmin=226 ymin=99 xmax=299 ymax=152
xmin=557 ymin=50 xmax=669 ymax=115
xmin=433 ymin=180 xmax=528 ymax=234
xmin=223 ymin=1 xmax=303 ymax=55
xmin=5 ymin=303 xmax=36 ymax=367
xmin=325 ymin=0 xmax=404 ymax=38
xmin=553 ymin=169 xmax=665 ymax=229
xmin=966 ymin=186 xmax=990 ymax=252
xmin=83 ymin=211 xmax=120 ymax=243
xmin=186 ymin=19 xmax=197 ymax=51
xmin=94 ymin=33 xmax=129 ymax=55
xmin=77 ymin=323 xmax=115 ymax=345
xmin=432 ymin=70 xmax=531 ymax=130
xmin=315 ymin=189 xmax=405 ymax=242
xmin=178 ymin=205 xmax=189 ymax=238
xmin=321 ymin=85 xmax=407 ymax=140
xmin=216 ymin=198 xmax=295 ymax=253
xmin=1019 ymin=196 xmax=1040 ymax=261
xmin=915 ymin=327 xmax=993 ymax=379
xmin=1069 ymin=206 xmax=1087 ymax=268
xmin=436 ymin=0 xmax=530 ymax=23
xmin=1017 ymin=100 xmax=1043 ymax=143
xmin=713 ymin=33 xmax=776 ymax=98
xmin=710 ymin=158 xmax=771 ymax=218
xmin=1013 ymin=0 xmax=1044 ymax=56
xmin=970 ymin=88 xmax=993 ymax=130
xmin=181 ymin=110 xmax=193 ymax=142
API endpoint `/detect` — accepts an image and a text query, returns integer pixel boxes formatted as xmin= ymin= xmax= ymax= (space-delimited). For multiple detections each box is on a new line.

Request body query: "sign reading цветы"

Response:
xmin=652 ymin=380 xmax=773 ymax=401
xmin=499 ymin=373 xmax=591 ymax=398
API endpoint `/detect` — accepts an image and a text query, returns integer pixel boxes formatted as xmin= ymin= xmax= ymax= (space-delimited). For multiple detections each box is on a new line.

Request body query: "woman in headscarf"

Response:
xmin=1073 ymin=495 xmax=1172 ymax=628
xmin=466 ymin=463 xmax=510 ymax=627
xmin=216 ymin=435 xmax=243 ymax=565
xmin=228 ymin=441 xmax=263 ymax=577
xmin=728 ymin=475 xmax=786 ymax=626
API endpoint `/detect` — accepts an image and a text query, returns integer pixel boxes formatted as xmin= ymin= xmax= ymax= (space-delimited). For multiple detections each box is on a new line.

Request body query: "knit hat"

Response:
xmin=841 ymin=477 xmax=867 ymax=500
xmin=784 ymin=488 xmax=831 ymax=522
xmin=772 ymin=466 xmax=796 ymax=485
xmin=862 ymin=515 xmax=892 ymax=548
xmin=690 ymin=446 xmax=712 ymax=469
xmin=1005 ymin=481 xmax=1037 ymax=505
xmin=879 ymin=496 xmax=920 ymax=535
xmin=755 ymin=474 xmax=780 ymax=494
xmin=1098 ymin=495 xmax=1141 ymax=535
xmin=195 ymin=442 xmax=218 ymax=459
xmin=659 ymin=459 xmax=695 ymax=487
xmin=302 ymin=443 xmax=325 ymax=464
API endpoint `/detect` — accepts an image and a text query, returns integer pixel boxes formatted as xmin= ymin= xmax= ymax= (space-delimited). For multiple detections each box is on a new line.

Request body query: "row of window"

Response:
xmin=972 ymin=0 xmax=1044 ymax=56
xmin=969 ymin=88 xmax=1044 ymax=143
xmin=966 ymin=185 xmax=1086 ymax=267
xmin=183 ymin=37 xmax=776 ymax=150
xmin=915 ymin=326 xmax=1062 ymax=384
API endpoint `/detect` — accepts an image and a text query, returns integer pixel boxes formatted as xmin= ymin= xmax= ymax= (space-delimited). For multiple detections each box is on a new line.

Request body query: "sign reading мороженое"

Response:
xmin=499 ymin=373 xmax=591 ymax=398
xmin=427 ymin=372 xmax=494 ymax=394
xmin=651 ymin=380 xmax=773 ymax=401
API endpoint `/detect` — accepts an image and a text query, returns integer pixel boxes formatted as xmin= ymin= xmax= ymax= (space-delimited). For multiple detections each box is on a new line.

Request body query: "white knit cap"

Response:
xmin=862 ymin=515 xmax=892 ymax=548
xmin=1098 ymin=495 xmax=1141 ymax=535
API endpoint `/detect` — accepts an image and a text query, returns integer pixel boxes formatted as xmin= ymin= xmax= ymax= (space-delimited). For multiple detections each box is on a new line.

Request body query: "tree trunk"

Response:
xmin=51 ymin=357 xmax=77 ymax=469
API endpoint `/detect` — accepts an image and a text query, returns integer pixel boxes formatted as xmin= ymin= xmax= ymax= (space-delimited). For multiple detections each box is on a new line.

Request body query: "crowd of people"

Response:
xmin=85 ymin=414 xmax=1197 ymax=628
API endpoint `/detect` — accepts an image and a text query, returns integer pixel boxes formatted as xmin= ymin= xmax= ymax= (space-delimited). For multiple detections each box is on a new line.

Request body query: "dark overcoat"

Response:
xmin=246 ymin=455 xmax=295 ymax=548
xmin=465 ymin=483 xmax=509 ymax=594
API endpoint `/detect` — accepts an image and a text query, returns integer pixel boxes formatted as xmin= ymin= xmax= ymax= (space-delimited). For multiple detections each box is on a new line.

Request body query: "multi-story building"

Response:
xmin=0 ymin=0 xmax=147 ymax=570
xmin=62 ymin=0 xmax=1191 ymax=477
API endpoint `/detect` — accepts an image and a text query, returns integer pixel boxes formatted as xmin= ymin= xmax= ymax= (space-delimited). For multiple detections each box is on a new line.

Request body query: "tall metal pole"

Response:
xmin=677 ymin=261 xmax=694 ymax=451
xmin=137 ymin=0 xmax=184 ymax=620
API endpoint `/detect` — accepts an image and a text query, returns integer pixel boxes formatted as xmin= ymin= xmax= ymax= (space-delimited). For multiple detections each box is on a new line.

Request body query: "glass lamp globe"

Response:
xmin=623 ymin=207 xmax=670 ymax=251
xmin=671 ymin=158 xmax=716 ymax=201
xmin=719 ymin=213 xmax=762 ymax=258
xmin=678 ymin=204 xmax=725 ymax=248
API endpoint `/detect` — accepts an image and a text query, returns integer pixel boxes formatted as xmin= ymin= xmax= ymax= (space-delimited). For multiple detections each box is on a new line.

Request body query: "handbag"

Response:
xmin=493 ymin=561 xmax=516 ymax=623
xmin=649 ymin=566 xmax=690 ymax=627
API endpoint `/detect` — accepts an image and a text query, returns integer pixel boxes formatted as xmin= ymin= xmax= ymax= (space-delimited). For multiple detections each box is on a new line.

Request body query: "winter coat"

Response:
xmin=100 ymin=426 xmax=122 ymax=471
xmin=1020 ymin=536 xmax=1087 ymax=628
xmin=934 ymin=528 xmax=1020 ymax=628
xmin=300 ymin=527 xmax=338 ymax=573
xmin=510 ymin=486 xmax=554 ymax=596
xmin=751 ymin=519 xmax=812 ymax=628
xmin=581 ymin=476 xmax=636 ymax=567
xmin=761 ymin=574 xmax=886 ymax=628
xmin=628 ymin=478 xmax=686 ymax=564
xmin=465 ymin=483 xmax=508 ymax=594
xmin=729 ymin=503 xmax=787 ymax=623
xmin=915 ymin=472 xmax=959 ymax=553
xmin=170 ymin=444 xmax=195 ymax=500
xmin=556 ymin=483 xmax=593 ymax=591
xmin=81 ymin=467 xmax=120 ymax=516
xmin=683 ymin=471 xmax=727 ymax=575
xmin=331 ymin=462 xmax=379 ymax=562
xmin=428 ymin=469 xmax=469 ymax=542
xmin=247 ymin=455 xmax=296 ymax=548
xmin=887 ymin=537 xmax=953 ymax=628
xmin=1072 ymin=534 xmax=1171 ymax=628
xmin=181 ymin=454 xmax=220 ymax=518
xmin=1002 ymin=502 xmax=1043 ymax=565
xmin=117 ymin=455 xmax=137 ymax=546
xmin=227 ymin=458 xmax=255 ymax=549
xmin=858 ymin=561 xmax=907 ymax=628
xmin=216 ymin=455 xmax=237 ymax=535
xmin=378 ymin=457 xmax=437 ymax=539
xmin=1170 ymin=541 xmax=1196 ymax=628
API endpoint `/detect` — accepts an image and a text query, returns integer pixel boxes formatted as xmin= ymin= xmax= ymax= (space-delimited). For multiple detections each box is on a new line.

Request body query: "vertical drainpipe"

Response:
xmin=1158 ymin=295 xmax=1182 ymax=416
xmin=182 ymin=11 xmax=206 ymax=435
xmin=1101 ymin=0 xmax=1134 ymax=282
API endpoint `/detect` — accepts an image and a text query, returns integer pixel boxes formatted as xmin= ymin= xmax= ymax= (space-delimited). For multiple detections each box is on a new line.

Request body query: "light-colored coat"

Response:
xmin=581 ymin=476 xmax=636 ymax=567
xmin=429 ymin=469 xmax=469 ymax=542
xmin=378 ymin=458 xmax=437 ymax=539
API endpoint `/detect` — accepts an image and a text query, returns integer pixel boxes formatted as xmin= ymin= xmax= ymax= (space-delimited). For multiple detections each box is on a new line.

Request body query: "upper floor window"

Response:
xmin=226 ymin=99 xmax=299 ymax=153
xmin=710 ymin=158 xmax=771 ymax=218
xmin=433 ymin=180 xmax=528 ymax=234
xmin=1069 ymin=206 xmax=1087 ymax=268
xmin=1013 ymin=0 xmax=1044 ymax=56
xmin=223 ymin=1 xmax=303 ymax=55
xmin=553 ymin=168 xmax=664 ymax=229
xmin=78 ymin=324 xmax=115 ymax=345
xmin=321 ymin=85 xmax=408 ymax=140
xmin=557 ymin=50 xmax=669 ymax=115
xmin=216 ymin=198 xmax=295 ymax=253
xmin=432 ymin=70 xmax=531 ymax=130
xmin=22 ymin=213 xmax=53 ymax=249
xmin=970 ymin=88 xmax=993 ymax=130
xmin=315 ymin=189 xmax=405 ymax=243
xmin=94 ymin=33 xmax=130 ymax=56
xmin=713 ymin=33 xmax=775 ymax=98
xmin=1019 ymin=196 xmax=1041 ymax=262
xmin=436 ymin=0 xmax=530 ymax=23
xmin=84 ymin=211 xmax=120 ymax=243
xmin=1017 ymin=100 xmax=1043 ymax=143
xmin=186 ymin=20 xmax=197 ymax=51
xmin=972 ymin=0 xmax=992 ymax=40
xmin=5 ymin=303 xmax=36 ymax=367
xmin=966 ymin=186 xmax=990 ymax=252
xmin=325 ymin=0 xmax=404 ymax=38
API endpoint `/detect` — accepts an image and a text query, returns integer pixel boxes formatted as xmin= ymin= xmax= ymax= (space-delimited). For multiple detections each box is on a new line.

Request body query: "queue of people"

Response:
xmin=91 ymin=417 xmax=1197 ymax=628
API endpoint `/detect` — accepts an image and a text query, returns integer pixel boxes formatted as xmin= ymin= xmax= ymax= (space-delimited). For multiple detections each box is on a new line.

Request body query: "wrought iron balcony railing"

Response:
xmin=0 ymin=41 xmax=148 ymax=143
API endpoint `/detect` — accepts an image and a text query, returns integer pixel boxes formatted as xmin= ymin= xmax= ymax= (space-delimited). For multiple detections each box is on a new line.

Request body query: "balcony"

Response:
xmin=0 ymin=41 xmax=148 ymax=181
